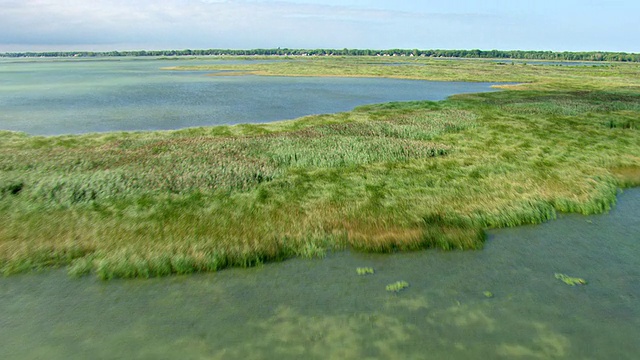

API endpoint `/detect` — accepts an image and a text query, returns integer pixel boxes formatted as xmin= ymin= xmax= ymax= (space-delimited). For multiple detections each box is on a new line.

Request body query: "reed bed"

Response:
xmin=170 ymin=56 xmax=640 ymax=88
xmin=1 ymin=58 xmax=639 ymax=278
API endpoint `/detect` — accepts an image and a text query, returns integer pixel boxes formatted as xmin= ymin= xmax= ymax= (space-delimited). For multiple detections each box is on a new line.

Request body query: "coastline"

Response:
xmin=1 ymin=57 xmax=639 ymax=279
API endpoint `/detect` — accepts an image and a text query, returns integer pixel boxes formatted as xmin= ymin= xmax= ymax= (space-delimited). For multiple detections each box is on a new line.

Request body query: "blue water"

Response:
xmin=0 ymin=58 xmax=502 ymax=135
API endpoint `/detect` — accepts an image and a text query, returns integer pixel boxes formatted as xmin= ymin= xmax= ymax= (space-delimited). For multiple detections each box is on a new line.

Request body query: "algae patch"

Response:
xmin=386 ymin=281 xmax=410 ymax=293
xmin=554 ymin=273 xmax=587 ymax=286
xmin=356 ymin=267 xmax=375 ymax=275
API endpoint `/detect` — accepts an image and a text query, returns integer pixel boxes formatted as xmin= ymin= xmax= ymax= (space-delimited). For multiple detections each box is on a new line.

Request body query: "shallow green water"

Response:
xmin=1 ymin=188 xmax=638 ymax=359
xmin=0 ymin=57 xmax=503 ymax=135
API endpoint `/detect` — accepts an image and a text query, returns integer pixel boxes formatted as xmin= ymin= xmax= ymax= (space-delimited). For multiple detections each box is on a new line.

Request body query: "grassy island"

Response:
xmin=1 ymin=57 xmax=639 ymax=279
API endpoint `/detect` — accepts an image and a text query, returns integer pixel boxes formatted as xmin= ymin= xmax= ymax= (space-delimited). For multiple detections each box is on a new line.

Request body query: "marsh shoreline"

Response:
xmin=1 ymin=187 xmax=639 ymax=359
xmin=0 ymin=56 xmax=639 ymax=279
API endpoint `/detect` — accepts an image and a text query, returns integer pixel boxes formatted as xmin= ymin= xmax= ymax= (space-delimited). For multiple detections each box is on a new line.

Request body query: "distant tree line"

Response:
xmin=1 ymin=48 xmax=639 ymax=62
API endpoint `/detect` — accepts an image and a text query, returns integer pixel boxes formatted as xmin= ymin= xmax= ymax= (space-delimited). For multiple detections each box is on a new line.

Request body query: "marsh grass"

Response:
xmin=169 ymin=56 xmax=640 ymax=89
xmin=1 ymin=57 xmax=640 ymax=278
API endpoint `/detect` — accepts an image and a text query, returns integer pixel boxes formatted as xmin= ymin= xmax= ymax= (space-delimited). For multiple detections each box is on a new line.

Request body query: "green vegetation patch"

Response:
xmin=356 ymin=267 xmax=375 ymax=275
xmin=386 ymin=281 xmax=410 ymax=293
xmin=1 ymin=57 xmax=640 ymax=278
xmin=555 ymin=273 xmax=587 ymax=286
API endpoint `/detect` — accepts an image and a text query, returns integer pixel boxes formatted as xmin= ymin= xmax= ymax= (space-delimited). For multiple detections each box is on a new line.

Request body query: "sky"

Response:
xmin=1 ymin=0 xmax=638 ymax=53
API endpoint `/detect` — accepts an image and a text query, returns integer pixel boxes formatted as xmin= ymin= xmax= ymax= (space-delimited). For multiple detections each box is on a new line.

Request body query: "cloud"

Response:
xmin=0 ymin=0 xmax=636 ymax=52
xmin=0 ymin=0 xmax=497 ymax=50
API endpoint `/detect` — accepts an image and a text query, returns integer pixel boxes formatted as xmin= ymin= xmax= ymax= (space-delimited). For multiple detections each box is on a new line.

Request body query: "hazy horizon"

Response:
xmin=2 ymin=46 xmax=639 ymax=55
xmin=1 ymin=0 xmax=639 ymax=53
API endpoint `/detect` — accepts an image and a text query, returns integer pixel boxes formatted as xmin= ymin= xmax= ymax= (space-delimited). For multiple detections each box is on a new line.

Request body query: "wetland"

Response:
xmin=1 ymin=188 xmax=638 ymax=359
xmin=1 ymin=55 xmax=639 ymax=358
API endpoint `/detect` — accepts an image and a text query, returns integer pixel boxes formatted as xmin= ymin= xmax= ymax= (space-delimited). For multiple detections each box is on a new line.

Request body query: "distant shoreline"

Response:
xmin=2 ymin=48 xmax=639 ymax=62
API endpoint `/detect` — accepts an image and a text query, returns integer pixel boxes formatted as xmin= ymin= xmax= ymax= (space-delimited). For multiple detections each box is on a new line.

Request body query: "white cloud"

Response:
xmin=0 ymin=0 xmax=637 ymax=52
xmin=0 ymin=0 xmax=494 ymax=50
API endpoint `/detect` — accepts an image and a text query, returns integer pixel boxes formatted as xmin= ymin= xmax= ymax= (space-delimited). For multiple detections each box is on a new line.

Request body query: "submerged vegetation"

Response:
xmin=555 ymin=273 xmax=587 ymax=286
xmin=1 ymin=56 xmax=639 ymax=279
xmin=356 ymin=267 xmax=375 ymax=275
xmin=386 ymin=281 xmax=410 ymax=293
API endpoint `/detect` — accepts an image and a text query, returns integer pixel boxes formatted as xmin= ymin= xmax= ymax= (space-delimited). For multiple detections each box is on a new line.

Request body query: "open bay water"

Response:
xmin=0 ymin=188 xmax=638 ymax=359
xmin=0 ymin=57 xmax=503 ymax=136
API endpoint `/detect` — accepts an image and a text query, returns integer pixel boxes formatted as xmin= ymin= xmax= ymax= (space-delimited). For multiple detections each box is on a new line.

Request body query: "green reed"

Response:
xmin=1 ymin=57 xmax=639 ymax=278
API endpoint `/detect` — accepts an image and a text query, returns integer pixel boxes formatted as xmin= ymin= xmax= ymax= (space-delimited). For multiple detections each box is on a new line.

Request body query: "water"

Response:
xmin=1 ymin=188 xmax=638 ymax=359
xmin=0 ymin=57 xmax=503 ymax=136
